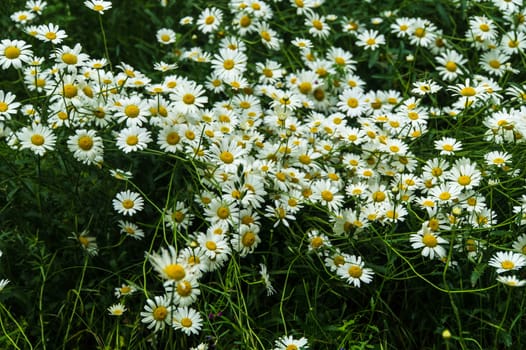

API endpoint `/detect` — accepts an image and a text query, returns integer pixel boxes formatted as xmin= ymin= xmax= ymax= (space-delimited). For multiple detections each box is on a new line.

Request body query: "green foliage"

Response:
xmin=2 ymin=0 xmax=526 ymax=349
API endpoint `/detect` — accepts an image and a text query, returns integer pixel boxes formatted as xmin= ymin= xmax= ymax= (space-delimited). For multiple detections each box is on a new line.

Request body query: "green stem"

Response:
xmin=62 ymin=255 xmax=89 ymax=350
xmin=98 ymin=14 xmax=113 ymax=71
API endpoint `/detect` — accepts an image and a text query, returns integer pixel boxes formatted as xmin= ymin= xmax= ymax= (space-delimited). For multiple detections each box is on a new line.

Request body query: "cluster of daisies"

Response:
xmin=3 ymin=0 xmax=526 ymax=347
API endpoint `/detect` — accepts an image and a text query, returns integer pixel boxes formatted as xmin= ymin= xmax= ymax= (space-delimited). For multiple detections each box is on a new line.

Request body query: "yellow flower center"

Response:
xmin=78 ymin=235 xmax=90 ymax=247
xmin=311 ymin=236 xmax=323 ymax=249
xmin=31 ymin=134 xmax=45 ymax=146
xmin=182 ymin=93 xmax=195 ymax=105
xmin=77 ymin=135 xmax=94 ymax=151
xmin=219 ymin=151 xmax=234 ymax=164
xmin=205 ymin=16 xmax=215 ymax=25
xmin=321 ymin=190 xmax=334 ymax=202
xmin=261 ymin=31 xmax=271 ymax=42
xmin=372 ymin=191 xmax=386 ymax=202
xmin=439 ymin=192 xmax=451 ymax=201
xmin=298 ymin=154 xmax=311 ymax=165
xmin=312 ymin=19 xmax=323 ymax=30
xmin=121 ymin=199 xmax=134 ymax=209
xmin=488 ymin=60 xmax=500 ymax=69
xmin=4 ymin=46 xmax=21 ymax=59
xmin=0 ymin=102 xmax=8 ymax=112
xmin=164 ymin=263 xmax=186 ymax=280
xmin=181 ymin=317 xmax=193 ymax=328
xmin=414 ymin=27 xmax=425 ymax=38
xmin=422 ymin=233 xmax=438 ymax=247
xmin=63 ymin=84 xmax=78 ymax=98
xmin=93 ymin=4 xmax=104 ymax=11
xmin=286 ymin=346 xmax=298 ymax=350
xmin=457 ymin=175 xmax=471 ymax=186
xmin=348 ymin=265 xmax=363 ymax=278
xmin=299 ymin=81 xmax=312 ymax=94
xmin=62 ymin=53 xmax=78 ymax=65
xmin=206 ymin=240 xmax=217 ymax=251
xmin=501 ymin=260 xmax=514 ymax=270
xmin=366 ymin=38 xmax=376 ymax=46
xmin=153 ymin=306 xmax=168 ymax=321
xmin=124 ymin=104 xmax=139 ymax=118
xmin=94 ymin=108 xmax=105 ymax=119
xmin=460 ymin=87 xmax=476 ymax=97
xmin=240 ymin=15 xmax=251 ymax=27
xmin=176 ymin=281 xmax=193 ymax=296
xmin=445 ymin=61 xmax=457 ymax=72
xmin=165 ymin=132 xmax=181 ymax=145
xmin=347 ymin=97 xmax=359 ymax=108
xmin=45 ymin=32 xmax=57 ymax=40
xmin=389 ymin=145 xmax=400 ymax=153
xmin=216 ymin=206 xmax=230 ymax=219
xmin=242 ymin=231 xmax=256 ymax=247
xmin=479 ymin=23 xmax=490 ymax=32
xmin=160 ymin=34 xmax=171 ymax=42
xmin=126 ymin=135 xmax=139 ymax=146
xmin=223 ymin=59 xmax=235 ymax=70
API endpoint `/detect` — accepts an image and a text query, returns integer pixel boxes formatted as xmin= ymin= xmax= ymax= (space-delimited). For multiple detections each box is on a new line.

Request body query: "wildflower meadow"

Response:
xmin=2 ymin=0 xmax=526 ymax=348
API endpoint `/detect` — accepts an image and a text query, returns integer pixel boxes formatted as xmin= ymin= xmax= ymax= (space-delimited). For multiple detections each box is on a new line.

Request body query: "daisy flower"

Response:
xmin=258 ymin=23 xmax=281 ymax=50
xmin=118 ymin=220 xmax=144 ymax=240
xmin=210 ymin=48 xmax=248 ymax=81
xmin=115 ymin=126 xmax=152 ymax=153
xmin=53 ymin=43 xmax=89 ymax=73
xmin=411 ymin=80 xmax=442 ymax=95
xmin=84 ymin=0 xmax=113 ymax=14
xmin=231 ymin=223 xmax=261 ymax=257
xmin=446 ymin=158 xmax=482 ymax=190
xmin=156 ymin=28 xmax=176 ymax=45
xmin=196 ymin=231 xmax=231 ymax=261
xmin=409 ymin=18 xmax=437 ymax=47
xmin=67 ymin=129 xmax=104 ymax=165
xmin=468 ymin=15 xmax=497 ymax=42
xmin=114 ymin=283 xmax=137 ymax=298
xmin=107 ymin=303 xmax=127 ymax=316
xmin=17 ymin=123 xmax=56 ymax=156
xmin=489 ymin=251 xmax=526 ymax=274
xmin=171 ymin=80 xmax=208 ymax=115
xmin=497 ymin=275 xmax=526 ymax=287
xmin=70 ymin=230 xmax=98 ymax=256
xmin=147 ymin=245 xmax=196 ymax=282
xmin=10 ymin=11 xmax=35 ymax=25
xmin=26 ymin=0 xmax=47 ymax=14
xmin=434 ymin=137 xmax=462 ymax=155
xmin=196 ymin=7 xmax=223 ymax=34
xmin=140 ymin=295 xmax=173 ymax=333
xmin=337 ymin=88 xmax=366 ymax=117
xmin=355 ymin=29 xmax=386 ymax=50
xmin=305 ymin=12 xmax=330 ymax=39
xmin=112 ymin=190 xmax=144 ymax=216
xmin=0 ymin=39 xmax=33 ymax=70
xmin=480 ymin=50 xmax=511 ymax=77
xmin=311 ymin=180 xmax=345 ymax=212
xmin=512 ymin=234 xmax=526 ymax=255
xmin=410 ymin=223 xmax=448 ymax=259
xmin=0 ymin=279 xmax=10 ymax=293
xmin=435 ymin=49 xmax=467 ymax=81
xmin=259 ymin=263 xmax=276 ymax=296
xmin=114 ymin=95 xmax=150 ymax=126
xmin=172 ymin=306 xmax=203 ymax=335
xmin=36 ymin=23 xmax=68 ymax=44
xmin=164 ymin=277 xmax=201 ymax=307
xmin=273 ymin=335 xmax=309 ymax=350
xmin=0 ymin=90 xmax=21 ymax=121
xmin=336 ymin=255 xmax=375 ymax=287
